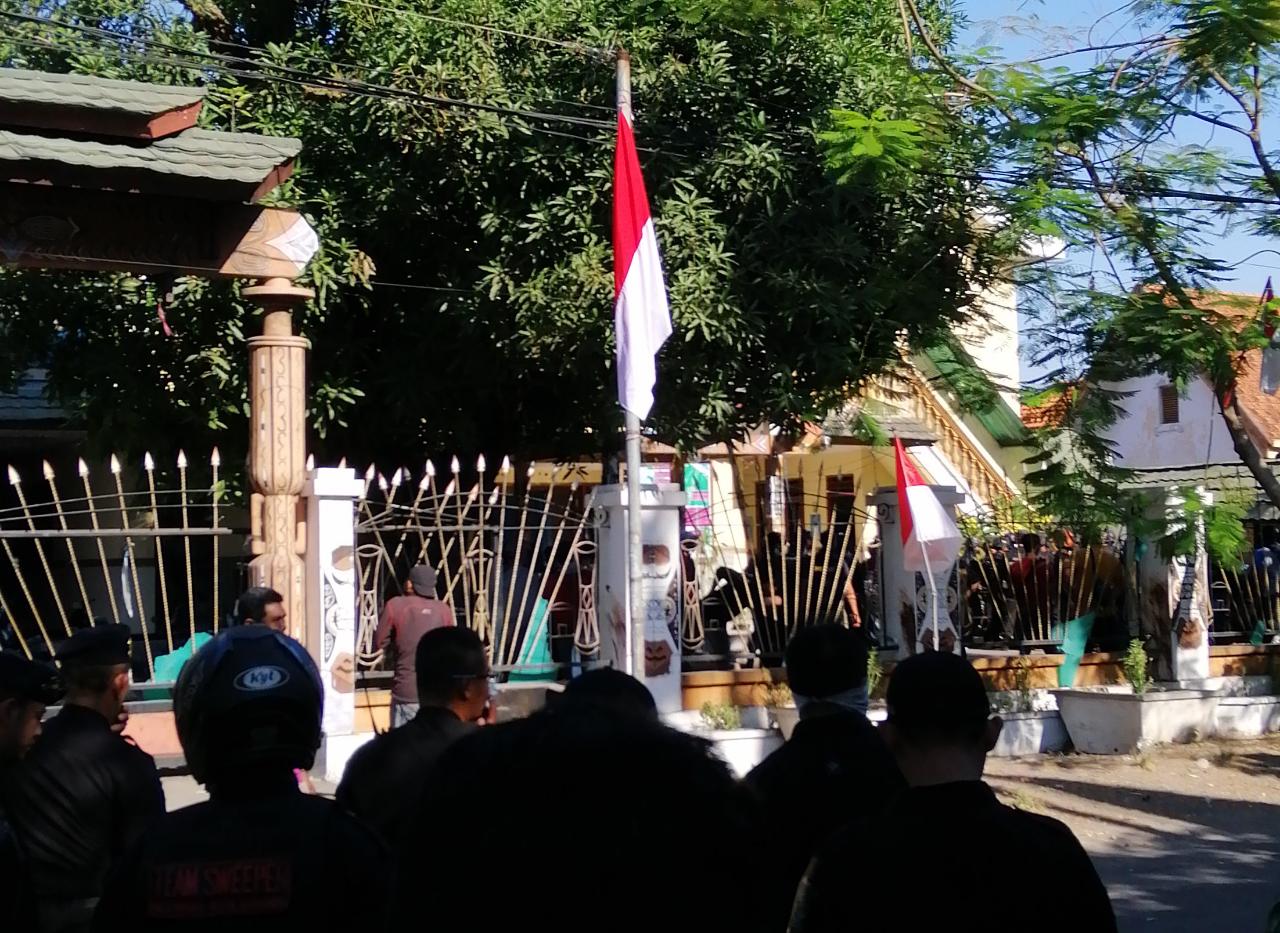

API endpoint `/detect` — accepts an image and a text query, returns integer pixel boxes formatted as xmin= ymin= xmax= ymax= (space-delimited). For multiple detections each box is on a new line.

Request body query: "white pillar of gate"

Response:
xmin=595 ymin=483 xmax=686 ymax=713
xmin=870 ymin=484 xmax=965 ymax=659
xmin=1139 ymin=486 xmax=1213 ymax=684
xmin=303 ymin=466 xmax=365 ymax=781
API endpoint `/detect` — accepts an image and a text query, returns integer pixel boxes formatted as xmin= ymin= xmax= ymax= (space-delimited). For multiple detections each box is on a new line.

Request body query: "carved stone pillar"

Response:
xmin=244 ymin=277 xmax=313 ymax=642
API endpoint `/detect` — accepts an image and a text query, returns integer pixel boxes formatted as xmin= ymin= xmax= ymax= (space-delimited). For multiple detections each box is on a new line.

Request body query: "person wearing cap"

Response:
xmin=92 ymin=625 xmax=390 ymax=930
xmin=374 ymin=564 xmax=456 ymax=727
xmin=744 ymin=625 xmax=903 ymax=931
xmin=1 ymin=625 xmax=163 ymax=933
xmin=1 ymin=652 xmax=65 ymax=931
xmin=337 ymin=625 xmax=489 ymax=847
xmin=789 ymin=651 xmax=1116 ymax=933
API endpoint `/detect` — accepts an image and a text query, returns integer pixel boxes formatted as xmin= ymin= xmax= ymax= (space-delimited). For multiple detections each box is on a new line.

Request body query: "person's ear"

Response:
xmin=113 ymin=669 xmax=131 ymax=701
xmin=984 ymin=716 xmax=1003 ymax=753
xmin=0 ymin=696 xmax=17 ymax=725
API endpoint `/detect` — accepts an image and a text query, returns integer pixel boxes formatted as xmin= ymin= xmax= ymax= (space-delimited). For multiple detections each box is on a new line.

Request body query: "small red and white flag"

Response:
xmin=894 ymin=437 xmax=962 ymax=574
xmin=614 ymin=110 xmax=672 ymax=420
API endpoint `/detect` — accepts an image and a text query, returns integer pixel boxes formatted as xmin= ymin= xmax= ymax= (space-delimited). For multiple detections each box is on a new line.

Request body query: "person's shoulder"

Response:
xmin=112 ymin=734 xmax=159 ymax=772
xmin=998 ymin=801 xmax=1089 ymax=849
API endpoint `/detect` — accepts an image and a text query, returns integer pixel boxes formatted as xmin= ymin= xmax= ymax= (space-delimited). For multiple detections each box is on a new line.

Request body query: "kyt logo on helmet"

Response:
xmin=234 ymin=666 xmax=291 ymax=691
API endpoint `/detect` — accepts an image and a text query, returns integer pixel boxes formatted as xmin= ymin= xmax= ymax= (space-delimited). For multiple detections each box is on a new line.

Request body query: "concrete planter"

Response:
xmin=991 ymin=709 xmax=1069 ymax=757
xmin=1215 ymin=696 xmax=1280 ymax=739
xmin=704 ymin=728 xmax=783 ymax=777
xmin=769 ymin=705 xmax=800 ymax=741
xmin=1053 ymin=687 xmax=1221 ymax=754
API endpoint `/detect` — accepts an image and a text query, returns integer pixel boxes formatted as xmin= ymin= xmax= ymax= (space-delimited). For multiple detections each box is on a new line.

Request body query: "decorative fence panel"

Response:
xmin=0 ymin=451 xmax=238 ymax=682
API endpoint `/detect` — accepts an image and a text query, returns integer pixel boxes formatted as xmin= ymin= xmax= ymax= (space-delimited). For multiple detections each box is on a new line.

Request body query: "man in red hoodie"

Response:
xmin=375 ymin=564 xmax=456 ymax=727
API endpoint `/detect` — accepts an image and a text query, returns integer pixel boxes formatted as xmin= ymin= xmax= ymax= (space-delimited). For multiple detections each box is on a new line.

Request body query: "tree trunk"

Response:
xmin=1220 ymin=392 xmax=1280 ymax=510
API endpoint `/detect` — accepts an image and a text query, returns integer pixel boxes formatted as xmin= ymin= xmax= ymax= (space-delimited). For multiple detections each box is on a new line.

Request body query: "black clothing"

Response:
xmin=335 ymin=706 xmax=472 ymax=846
xmin=790 ymin=780 xmax=1117 ymax=933
xmin=1 ymin=705 xmax=163 ymax=903
xmin=743 ymin=708 xmax=904 ymax=930
xmin=93 ymin=779 xmax=391 ymax=931
xmin=0 ymin=790 xmax=37 ymax=932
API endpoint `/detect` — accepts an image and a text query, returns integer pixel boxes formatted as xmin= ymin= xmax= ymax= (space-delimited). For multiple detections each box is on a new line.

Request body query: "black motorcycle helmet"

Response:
xmin=174 ymin=626 xmax=323 ymax=784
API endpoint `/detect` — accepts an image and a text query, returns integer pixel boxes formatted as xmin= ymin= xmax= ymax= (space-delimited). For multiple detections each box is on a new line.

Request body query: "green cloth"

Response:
xmin=1056 ymin=612 xmax=1096 ymax=688
xmin=143 ymin=632 xmax=212 ymax=698
xmin=1251 ymin=618 xmax=1268 ymax=646
xmin=508 ymin=598 xmax=556 ymax=682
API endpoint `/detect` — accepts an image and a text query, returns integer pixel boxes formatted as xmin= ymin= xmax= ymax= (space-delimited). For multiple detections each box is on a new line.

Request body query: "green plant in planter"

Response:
xmin=1012 ymin=656 xmax=1034 ymax=713
xmin=700 ymin=702 xmax=742 ymax=732
xmin=763 ymin=683 xmax=794 ymax=709
xmin=1122 ymin=640 xmax=1151 ymax=695
xmin=866 ymin=648 xmax=884 ymax=699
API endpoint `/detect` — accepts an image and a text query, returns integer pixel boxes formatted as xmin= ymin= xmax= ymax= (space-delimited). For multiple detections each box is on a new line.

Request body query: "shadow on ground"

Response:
xmin=987 ymin=774 xmax=1280 ymax=933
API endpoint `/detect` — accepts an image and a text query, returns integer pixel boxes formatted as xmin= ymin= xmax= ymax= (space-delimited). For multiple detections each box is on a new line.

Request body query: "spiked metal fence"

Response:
xmin=354 ymin=457 xmax=599 ymax=673
xmin=0 ymin=451 xmax=235 ymax=680
xmin=685 ymin=476 xmax=875 ymax=664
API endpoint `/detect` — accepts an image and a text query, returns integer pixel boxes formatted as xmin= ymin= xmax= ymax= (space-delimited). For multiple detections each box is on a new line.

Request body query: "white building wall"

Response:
xmin=1101 ymin=373 xmax=1235 ymax=470
xmin=954 ymin=280 xmax=1021 ymax=415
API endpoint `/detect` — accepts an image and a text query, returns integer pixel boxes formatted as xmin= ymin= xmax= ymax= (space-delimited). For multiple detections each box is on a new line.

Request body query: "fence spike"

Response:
xmin=305 ymin=453 xmax=315 ymax=472
xmin=41 ymin=460 xmax=54 ymax=481
xmin=500 ymin=455 xmax=511 ymax=476
xmin=78 ymin=457 xmax=90 ymax=478
xmin=418 ymin=470 xmax=431 ymax=491
xmin=211 ymin=447 xmax=221 ymax=467
xmin=450 ymin=456 xmax=461 ymax=475
xmin=425 ymin=460 xmax=436 ymax=479
xmin=143 ymin=452 xmax=155 ymax=471
xmin=378 ymin=473 xmax=389 ymax=493
xmin=444 ymin=479 xmax=457 ymax=496
xmin=391 ymin=468 xmax=404 ymax=489
xmin=110 ymin=454 xmax=122 ymax=475
xmin=477 ymin=454 xmax=487 ymax=474
xmin=365 ymin=464 xmax=377 ymax=483
xmin=489 ymin=488 xmax=499 ymax=505
xmin=177 ymin=449 xmax=188 ymax=469
xmin=337 ymin=457 xmax=347 ymax=469
xmin=527 ymin=462 xmax=536 ymax=478
xmin=6 ymin=465 xmax=19 ymax=486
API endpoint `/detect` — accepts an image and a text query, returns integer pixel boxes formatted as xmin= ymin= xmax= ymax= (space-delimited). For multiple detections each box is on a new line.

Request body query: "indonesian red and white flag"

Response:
xmin=614 ymin=110 xmax=672 ymax=420
xmin=894 ymin=437 xmax=962 ymax=573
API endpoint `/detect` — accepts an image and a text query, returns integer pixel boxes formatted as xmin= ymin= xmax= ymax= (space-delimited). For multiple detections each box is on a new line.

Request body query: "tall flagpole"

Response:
xmin=618 ymin=49 xmax=646 ymax=682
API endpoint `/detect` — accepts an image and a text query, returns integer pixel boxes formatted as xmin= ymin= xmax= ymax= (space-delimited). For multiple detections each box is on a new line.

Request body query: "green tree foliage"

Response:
xmin=0 ymin=0 xmax=1000 ymax=468
xmin=844 ymin=0 xmax=1280 ymax=525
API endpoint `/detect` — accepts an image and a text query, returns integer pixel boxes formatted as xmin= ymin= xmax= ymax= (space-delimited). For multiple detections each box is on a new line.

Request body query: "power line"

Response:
xmin=331 ymin=0 xmax=612 ymax=58
xmin=0 ymin=11 xmax=613 ymax=130
xmin=9 ymin=15 xmax=1280 ymax=210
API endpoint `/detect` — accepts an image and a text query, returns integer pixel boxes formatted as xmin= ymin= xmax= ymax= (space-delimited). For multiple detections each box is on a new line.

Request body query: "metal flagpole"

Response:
xmin=618 ymin=49 xmax=646 ymax=681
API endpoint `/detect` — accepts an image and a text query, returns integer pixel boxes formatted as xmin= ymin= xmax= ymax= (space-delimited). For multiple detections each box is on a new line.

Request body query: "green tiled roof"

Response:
xmin=0 ymin=127 xmax=301 ymax=184
xmin=0 ymin=67 xmax=205 ymax=116
xmin=921 ymin=340 xmax=1030 ymax=447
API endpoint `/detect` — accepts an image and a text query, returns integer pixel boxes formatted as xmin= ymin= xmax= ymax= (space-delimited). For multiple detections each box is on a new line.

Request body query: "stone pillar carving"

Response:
xmin=244 ymin=277 xmax=313 ymax=642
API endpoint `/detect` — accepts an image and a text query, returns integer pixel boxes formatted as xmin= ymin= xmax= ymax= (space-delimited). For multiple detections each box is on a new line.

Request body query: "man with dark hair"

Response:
xmin=337 ymin=625 xmax=488 ymax=846
xmin=374 ymin=564 xmax=455 ymax=727
xmin=394 ymin=704 xmax=768 ymax=933
xmin=791 ymin=651 xmax=1116 ymax=933
xmin=744 ymin=624 xmax=902 ymax=930
xmin=1 ymin=652 xmax=65 ymax=930
xmin=93 ymin=626 xmax=390 ymax=930
xmin=550 ymin=667 xmax=657 ymax=721
xmin=1 ymin=625 xmax=163 ymax=933
xmin=235 ymin=586 xmax=287 ymax=632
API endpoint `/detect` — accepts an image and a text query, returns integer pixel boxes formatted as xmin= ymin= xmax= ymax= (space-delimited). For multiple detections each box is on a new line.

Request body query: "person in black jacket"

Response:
xmin=790 ymin=651 xmax=1117 ymax=933
xmin=336 ymin=625 xmax=489 ymax=846
xmin=744 ymin=624 xmax=904 ymax=931
xmin=1 ymin=625 xmax=163 ymax=933
xmin=0 ymin=651 xmax=65 ymax=932
xmin=93 ymin=625 xmax=390 ymax=931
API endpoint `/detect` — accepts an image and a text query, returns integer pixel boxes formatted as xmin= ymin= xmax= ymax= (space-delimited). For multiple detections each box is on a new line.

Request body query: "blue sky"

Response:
xmin=956 ymin=0 xmax=1279 ymax=382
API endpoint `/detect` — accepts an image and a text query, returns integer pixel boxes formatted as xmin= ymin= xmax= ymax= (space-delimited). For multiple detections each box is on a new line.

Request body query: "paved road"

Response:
xmin=987 ymin=740 xmax=1280 ymax=933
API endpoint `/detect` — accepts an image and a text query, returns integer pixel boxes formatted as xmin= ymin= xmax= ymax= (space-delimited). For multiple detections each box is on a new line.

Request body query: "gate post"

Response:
xmin=244 ymin=277 xmax=313 ymax=640
xmin=304 ymin=466 xmax=364 ymax=781
xmin=1139 ymin=487 xmax=1213 ymax=683
xmin=870 ymin=485 xmax=965 ymax=658
xmin=595 ymin=483 xmax=686 ymax=713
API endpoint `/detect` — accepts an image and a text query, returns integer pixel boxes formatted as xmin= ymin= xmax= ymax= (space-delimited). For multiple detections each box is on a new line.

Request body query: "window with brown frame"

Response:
xmin=1159 ymin=384 xmax=1180 ymax=425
